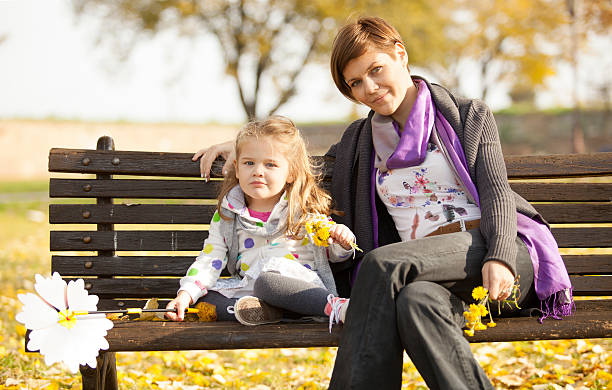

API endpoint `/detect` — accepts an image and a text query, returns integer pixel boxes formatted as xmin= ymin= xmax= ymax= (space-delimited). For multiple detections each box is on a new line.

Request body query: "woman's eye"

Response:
xmin=266 ymin=163 xmax=277 ymax=168
xmin=244 ymin=161 xmax=254 ymax=166
xmin=372 ymin=66 xmax=382 ymax=74
xmin=350 ymin=80 xmax=361 ymax=88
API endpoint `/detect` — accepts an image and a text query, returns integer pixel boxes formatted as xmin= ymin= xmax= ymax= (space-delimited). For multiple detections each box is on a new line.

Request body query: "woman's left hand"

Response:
xmin=481 ymin=260 xmax=515 ymax=301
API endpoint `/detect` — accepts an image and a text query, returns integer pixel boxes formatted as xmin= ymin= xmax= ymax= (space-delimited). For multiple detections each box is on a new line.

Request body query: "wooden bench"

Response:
xmin=38 ymin=135 xmax=611 ymax=389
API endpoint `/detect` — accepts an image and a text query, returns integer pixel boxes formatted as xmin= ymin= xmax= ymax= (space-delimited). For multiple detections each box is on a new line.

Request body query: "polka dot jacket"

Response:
xmin=178 ymin=185 xmax=353 ymax=301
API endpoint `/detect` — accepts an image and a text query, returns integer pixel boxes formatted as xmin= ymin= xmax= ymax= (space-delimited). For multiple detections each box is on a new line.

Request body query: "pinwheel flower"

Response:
xmin=16 ymin=272 xmax=114 ymax=373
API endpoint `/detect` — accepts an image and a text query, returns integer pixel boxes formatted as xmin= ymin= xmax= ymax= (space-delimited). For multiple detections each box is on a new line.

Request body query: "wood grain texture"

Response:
xmin=49 ymin=227 xmax=612 ymax=252
xmin=50 ymin=178 xmax=222 ymax=199
xmin=49 ymin=149 xmax=330 ymax=178
xmin=48 ymin=202 xmax=612 ymax=224
xmin=98 ymin=300 xmax=612 ymax=351
xmin=509 ymin=182 xmax=612 ymax=202
xmin=50 ymin=204 xmax=216 ymax=224
xmin=63 ymin=275 xmax=611 ymax=298
xmin=51 ymin=254 xmax=612 ymax=277
xmin=43 ymin=143 xmax=612 ymax=354
xmin=503 ymin=153 xmax=612 ymax=178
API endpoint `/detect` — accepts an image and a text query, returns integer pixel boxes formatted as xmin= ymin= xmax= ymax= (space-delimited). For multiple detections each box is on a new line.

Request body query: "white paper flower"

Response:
xmin=16 ymin=272 xmax=114 ymax=373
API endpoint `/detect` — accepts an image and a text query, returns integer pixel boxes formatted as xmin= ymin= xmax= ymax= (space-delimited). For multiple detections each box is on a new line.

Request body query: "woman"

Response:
xmin=194 ymin=16 xmax=573 ymax=390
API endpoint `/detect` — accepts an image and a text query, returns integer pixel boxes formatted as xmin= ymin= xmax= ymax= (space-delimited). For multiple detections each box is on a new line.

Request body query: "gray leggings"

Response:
xmin=196 ymin=272 xmax=331 ymax=321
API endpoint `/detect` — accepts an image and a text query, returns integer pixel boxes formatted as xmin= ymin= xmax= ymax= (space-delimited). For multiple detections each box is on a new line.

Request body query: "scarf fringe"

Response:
xmin=538 ymin=287 xmax=575 ymax=323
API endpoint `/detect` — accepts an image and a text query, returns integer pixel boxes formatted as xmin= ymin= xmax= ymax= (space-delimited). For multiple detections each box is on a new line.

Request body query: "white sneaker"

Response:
xmin=233 ymin=296 xmax=283 ymax=326
xmin=326 ymin=294 xmax=349 ymax=332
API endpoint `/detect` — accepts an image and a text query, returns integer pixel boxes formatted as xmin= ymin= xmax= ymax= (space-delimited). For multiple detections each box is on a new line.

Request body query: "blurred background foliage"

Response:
xmin=71 ymin=0 xmax=611 ymax=124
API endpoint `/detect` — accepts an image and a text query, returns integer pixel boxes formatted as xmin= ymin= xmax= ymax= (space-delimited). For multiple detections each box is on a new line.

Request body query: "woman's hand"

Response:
xmin=192 ymin=140 xmax=235 ymax=181
xmin=165 ymin=290 xmax=193 ymax=321
xmin=329 ymin=224 xmax=355 ymax=251
xmin=481 ymin=260 xmax=515 ymax=301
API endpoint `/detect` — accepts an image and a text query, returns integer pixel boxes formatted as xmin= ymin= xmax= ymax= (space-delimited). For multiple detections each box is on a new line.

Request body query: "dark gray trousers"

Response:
xmin=329 ymin=229 xmax=536 ymax=390
xmin=197 ymin=272 xmax=332 ymax=321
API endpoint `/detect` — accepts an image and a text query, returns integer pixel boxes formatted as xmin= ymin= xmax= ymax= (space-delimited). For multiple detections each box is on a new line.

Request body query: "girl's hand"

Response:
xmin=481 ymin=260 xmax=515 ymax=301
xmin=165 ymin=290 xmax=193 ymax=321
xmin=328 ymin=223 xmax=355 ymax=251
xmin=192 ymin=141 xmax=235 ymax=181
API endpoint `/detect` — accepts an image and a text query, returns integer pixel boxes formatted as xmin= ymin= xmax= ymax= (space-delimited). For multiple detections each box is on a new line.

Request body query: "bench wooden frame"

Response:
xmin=34 ymin=136 xmax=612 ymax=389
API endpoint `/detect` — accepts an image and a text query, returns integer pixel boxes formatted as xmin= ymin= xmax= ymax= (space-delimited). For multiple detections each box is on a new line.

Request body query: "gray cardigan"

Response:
xmin=326 ymin=76 xmax=541 ymax=276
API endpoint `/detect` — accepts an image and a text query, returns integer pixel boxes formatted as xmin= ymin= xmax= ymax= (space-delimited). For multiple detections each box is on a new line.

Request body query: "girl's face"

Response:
xmin=234 ymin=136 xmax=293 ymax=212
xmin=342 ymin=43 xmax=413 ymax=122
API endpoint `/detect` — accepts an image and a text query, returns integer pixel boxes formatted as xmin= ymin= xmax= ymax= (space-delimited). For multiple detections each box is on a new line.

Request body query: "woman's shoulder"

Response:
xmin=325 ymin=114 xmax=373 ymax=158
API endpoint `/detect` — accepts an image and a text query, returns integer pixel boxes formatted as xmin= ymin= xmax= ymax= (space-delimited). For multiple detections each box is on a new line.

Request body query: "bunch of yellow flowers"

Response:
xmin=464 ymin=281 xmax=521 ymax=336
xmin=304 ymin=213 xmax=362 ymax=251
xmin=463 ymin=287 xmax=496 ymax=336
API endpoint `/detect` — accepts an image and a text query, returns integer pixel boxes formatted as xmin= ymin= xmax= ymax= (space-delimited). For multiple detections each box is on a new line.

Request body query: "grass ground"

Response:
xmin=0 ymin=181 xmax=610 ymax=389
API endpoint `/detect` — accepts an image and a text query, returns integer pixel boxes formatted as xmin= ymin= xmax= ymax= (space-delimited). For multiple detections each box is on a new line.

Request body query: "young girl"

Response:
xmin=166 ymin=116 xmax=353 ymax=330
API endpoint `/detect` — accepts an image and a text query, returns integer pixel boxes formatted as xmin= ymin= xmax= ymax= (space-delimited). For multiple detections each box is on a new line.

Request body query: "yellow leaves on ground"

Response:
xmin=1 ymin=204 xmax=611 ymax=389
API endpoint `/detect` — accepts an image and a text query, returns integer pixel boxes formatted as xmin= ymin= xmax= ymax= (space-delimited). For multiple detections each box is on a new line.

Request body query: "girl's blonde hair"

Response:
xmin=216 ymin=116 xmax=332 ymax=238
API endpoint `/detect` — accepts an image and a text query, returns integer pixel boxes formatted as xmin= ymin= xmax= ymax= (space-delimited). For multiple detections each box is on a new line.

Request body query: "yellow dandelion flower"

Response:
xmin=475 ymin=322 xmax=487 ymax=331
xmin=304 ymin=213 xmax=361 ymax=251
xmin=472 ymin=286 xmax=488 ymax=301
xmin=487 ymin=321 xmax=496 ymax=328
xmin=464 ymin=329 xmax=474 ymax=336
xmin=477 ymin=304 xmax=488 ymax=317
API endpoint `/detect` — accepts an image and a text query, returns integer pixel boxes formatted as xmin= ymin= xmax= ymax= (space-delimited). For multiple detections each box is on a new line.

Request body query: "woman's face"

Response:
xmin=342 ymin=44 xmax=413 ymax=119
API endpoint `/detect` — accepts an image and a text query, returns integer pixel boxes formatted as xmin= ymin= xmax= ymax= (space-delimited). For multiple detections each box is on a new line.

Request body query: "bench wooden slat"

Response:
xmin=50 ymin=231 xmax=207 ymax=251
xmin=67 ymin=275 xmax=611 ymax=298
xmin=509 ymin=182 xmax=612 ymax=202
xmin=51 ymin=255 xmax=228 ymax=277
xmin=561 ymin=255 xmax=612 ymax=275
xmin=49 ymin=149 xmax=612 ymax=178
xmin=50 ymin=178 xmax=612 ymax=202
xmin=52 ymin=254 xmax=612 ymax=277
xmin=50 ymin=227 xmax=612 ymax=252
xmin=49 ymin=202 xmax=612 ymax=224
xmin=50 ymin=204 xmax=216 ymax=224
xmin=570 ymin=275 xmax=612 ymax=294
xmin=49 ymin=149 xmax=205 ymax=177
xmin=504 ymin=152 xmax=612 ymax=178
xmin=100 ymin=300 xmax=611 ymax=351
xmin=533 ymin=203 xmax=612 ymax=223
xmin=49 ymin=149 xmax=331 ymax=177
xmin=551 ymin=227 xmax=612 ymax=247
xmin=50 ymin=178 xmax=222 ymax=199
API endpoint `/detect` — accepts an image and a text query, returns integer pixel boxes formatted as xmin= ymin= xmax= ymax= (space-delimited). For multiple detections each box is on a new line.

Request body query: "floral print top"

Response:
xmin=376 ymin=143 xmax=481 ymax=241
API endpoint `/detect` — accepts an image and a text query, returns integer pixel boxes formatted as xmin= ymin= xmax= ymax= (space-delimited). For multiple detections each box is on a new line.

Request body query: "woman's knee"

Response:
xmin=396 ymin=282 xmax=451 ymax=318
xmin=396 ymin=282 xmax=464 ymax=328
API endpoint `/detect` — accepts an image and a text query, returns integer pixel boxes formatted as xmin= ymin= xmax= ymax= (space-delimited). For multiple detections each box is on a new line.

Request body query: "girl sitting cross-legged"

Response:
xmin=166 ymin=116 xmax=354 ymax=330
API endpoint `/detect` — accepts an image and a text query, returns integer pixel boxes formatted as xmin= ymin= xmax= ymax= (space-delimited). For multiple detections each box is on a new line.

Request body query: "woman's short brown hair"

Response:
xmin=330 ymin=16 xmax=406 ymax=102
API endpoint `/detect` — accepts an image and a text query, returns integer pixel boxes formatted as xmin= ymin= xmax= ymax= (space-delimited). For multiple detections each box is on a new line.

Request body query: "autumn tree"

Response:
xmin=445 ymin=0 xmax=567 ymax=103
xmin=72 ymin=0 xmax=455 ymax=120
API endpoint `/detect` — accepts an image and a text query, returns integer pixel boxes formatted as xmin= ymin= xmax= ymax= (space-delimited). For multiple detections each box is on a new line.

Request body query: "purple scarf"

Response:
xmin=371 ymin=80 xmax=574 ymax=321
xmin=435 ymin=112 xmax=574 ymax=321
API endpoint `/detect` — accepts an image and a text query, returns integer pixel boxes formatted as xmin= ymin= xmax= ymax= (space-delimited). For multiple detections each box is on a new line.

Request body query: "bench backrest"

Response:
xmin=49 ymin=136 xmax=612 ymax=311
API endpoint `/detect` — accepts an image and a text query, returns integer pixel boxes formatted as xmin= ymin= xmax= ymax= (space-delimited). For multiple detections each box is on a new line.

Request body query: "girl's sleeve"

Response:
xmin=327 ymin=237 xmax=355 ymax=263
xmin=178 ymin=212 xmax=229 ymax=302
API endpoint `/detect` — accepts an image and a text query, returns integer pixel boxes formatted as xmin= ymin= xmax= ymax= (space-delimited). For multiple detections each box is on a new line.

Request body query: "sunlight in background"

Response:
xmin=1 ymin=0 xmax=609 ymax=125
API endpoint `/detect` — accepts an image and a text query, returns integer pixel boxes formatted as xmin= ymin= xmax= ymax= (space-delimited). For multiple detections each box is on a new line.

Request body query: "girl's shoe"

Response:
xmin=233 ymin=296 xmax=283 ymax=326
xmin=325 ymin=294 xmax=349 ymax=332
